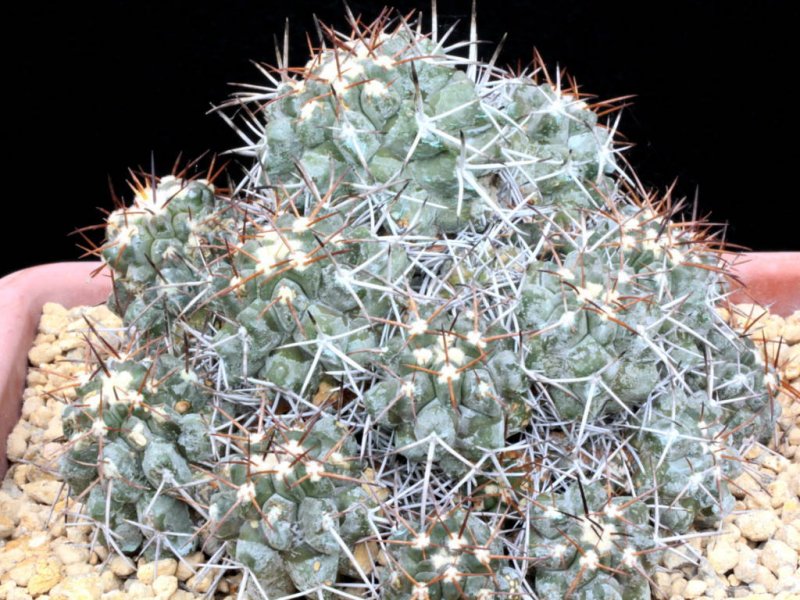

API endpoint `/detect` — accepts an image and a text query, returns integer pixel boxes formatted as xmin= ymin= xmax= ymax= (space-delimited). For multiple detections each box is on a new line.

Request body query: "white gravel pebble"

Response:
xmin=137 ymin=558 xmax=177 ymax=585
xmin=737 ymin=509 xmax=781 ymax=542
xmin=707 ymin=538 xmax=739 ymax=574
xmin=152 ymin=574 xmax=179 ymax=598
xmin=760 ymin=539 xmax=799 ymax=576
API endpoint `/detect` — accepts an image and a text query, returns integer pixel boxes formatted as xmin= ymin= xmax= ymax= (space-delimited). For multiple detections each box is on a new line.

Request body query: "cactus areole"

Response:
xmin=61 ymin=6 xmax=778 ymax=599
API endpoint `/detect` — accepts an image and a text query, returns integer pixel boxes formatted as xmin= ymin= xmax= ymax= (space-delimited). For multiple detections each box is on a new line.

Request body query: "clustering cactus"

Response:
xmin=60 ymin=6 xmax=779 ymax=599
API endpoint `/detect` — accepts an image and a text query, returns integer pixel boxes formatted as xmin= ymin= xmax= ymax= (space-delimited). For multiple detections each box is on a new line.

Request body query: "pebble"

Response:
xmin=683 ymin=579 xmax=707 ymax=598
xmin=22 ymin=480 xmax=62 ymax=506
xmin=734 ymin=543 xmax=760 ymax=583
xmin=707 ymin=538 xmax=739 ymax=574
xmin=760 ymin=539 xmax=799 ymax=576
xmin=53 ymin=544 xmax=89 ymax=565
xmin=8 ymin=559 xmax=37 ymax=587
xmin=6 ymin=432 xmax=27 ymax=461
xmin=783 ymin=498 xmax=800 ymax=523
xmin=26 ymin=558 xmax=62 ymax=595
xmin=175 ymin=552 xmax=204 ymax=582
xmin=152 ymin=574 xmax=178 ymax=598
xmin=99 ymin=570 xmax=120 ymax=593
xmin=108 ymin=556 xmax=136 ymax=578
xmin=136 ymin=558 xmax=177 ymax=585
xmin=124 ymin=580 xmax=152 ymax=597
xmin=0 ymin=513 xmax=15 ymax=538
xmin=775 ymin=523 xmax=800 ymax=551
xmin=755 ymin=564 xmax=780 ymax=594
xmin=27 ymin=343 xmax=59 ymax=365
xmin=736 ymin=509 xmax=780 ymax=542
xmin=767 ymin=478 xmax=792 ymax=508
xmin=186 ymin=571 xmax=215 ymax=593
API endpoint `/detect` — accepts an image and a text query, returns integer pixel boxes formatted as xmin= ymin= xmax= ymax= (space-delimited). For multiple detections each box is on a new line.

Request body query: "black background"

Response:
xmin=3 ymin=1 xmax=796 ymax=276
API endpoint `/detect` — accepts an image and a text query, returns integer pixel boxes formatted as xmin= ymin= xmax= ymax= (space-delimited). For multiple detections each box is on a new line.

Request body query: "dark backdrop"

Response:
xmin=3 ymin=0 xmax=795 ymax=276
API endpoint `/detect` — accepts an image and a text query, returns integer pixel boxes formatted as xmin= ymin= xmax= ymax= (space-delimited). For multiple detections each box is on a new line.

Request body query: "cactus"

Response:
xmin=60 ymin=5 xmax=778 ymax=599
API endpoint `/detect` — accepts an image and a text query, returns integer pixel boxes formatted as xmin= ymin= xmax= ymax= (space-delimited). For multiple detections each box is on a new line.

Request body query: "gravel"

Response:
xmin=1 ymin=301 xmax=798 ymax=599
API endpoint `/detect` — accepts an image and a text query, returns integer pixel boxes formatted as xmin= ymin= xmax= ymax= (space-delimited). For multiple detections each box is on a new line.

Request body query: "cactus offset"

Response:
xmin=60 ymin=6 xmax=778 ymax=599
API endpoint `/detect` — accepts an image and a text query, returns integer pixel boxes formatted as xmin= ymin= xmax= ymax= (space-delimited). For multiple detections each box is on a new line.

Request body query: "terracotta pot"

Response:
xmin=0 ymin=254 xmax=797 ymax=476
xmin=724 ymin=252 xmax=800 ymax=316
xmin=0 ymin=262 xmax=112 ymax=477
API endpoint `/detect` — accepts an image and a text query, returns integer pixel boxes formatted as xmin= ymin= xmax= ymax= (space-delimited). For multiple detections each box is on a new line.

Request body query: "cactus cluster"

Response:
xmin=60 ymin=6 xmax=779 ymax=599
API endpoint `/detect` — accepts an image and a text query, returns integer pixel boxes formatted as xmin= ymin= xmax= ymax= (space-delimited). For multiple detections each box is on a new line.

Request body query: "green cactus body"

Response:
xmin=60 ymin=8 xmax=777 ymax=599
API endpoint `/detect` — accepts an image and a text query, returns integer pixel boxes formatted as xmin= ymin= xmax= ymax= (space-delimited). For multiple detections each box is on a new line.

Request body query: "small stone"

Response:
xmin=352 ymin=541 xmax=379 ymax=574
xmin=745 ymin=489 xmax=773 ymax=510
xmin=123 ymin=580 xmax=152 ymax=597
xmin=43 ymin=419 xmax=64 ymax=442
xmin=776 ymin=564 xmax=799 ymax=589
xmin=755 ymin=565 xmax=779 ymax=594
xmin=27 ymin=558 xmax=62 ymax=595
xmin=6 ymin=433 xmax=27 ymax=461
xmin=6 ymin=589 xmax=32 ymax=600
xmin=49 ymin=574 xmax=103 ymax=600
xmin=655 ymin=571 xmax=672 ymax=590
xmin=8 ymin=558 xmax=37 ymax=587
xmin=26 ymin=368 xmax=47 ymax=385
xmin=42 ymin=302 xmax=68 ymax=317
xmin=152 ymin=574 xmax=178 ymax=598
xmin=18 ymin=509 xmax=47 ymax=535
xmin=92 ymin=546 xmax=109 ymax=562
xmin=736 ymin=510 xmax=780 ymax=541
xmin=788 ymin=428 xmax=800 ymax=446
xmin=782 ymin=498 xmax=800 ymax=523
xmin=29 ymin=405 xmax=54 ymax=430
xmin=0 ymin=513 xmax=15 ymax=538
xmin=99 ymin=570 xmax=120 ymax=593
xmin=65 ymin=523 xmax=91 ymax=544
xmin=767 ymin=479 xmax=791 ymax=508
xmin=175 ymin=552 xmax=204 ymax=581
xmin=683 ymin=579 xmax=707 ymax=598
xmin=733 ymin=543 xmax=759 ymax=583
xmin=775 ymin=524 xmax=800 ymax=551
xmin=761 ymin=453 xmax=788 ymax=474
xmin=663 ymin=548 xmax=695 ymax=570
xmin=760 ymin=539 xmax=798 ymax=576
xmin=39 ymin=312 xmax=69 ymax=336
xmin=53 ymin=544 xmax=89 ymax=565
xmin=168 ymin=591 xmax=197 ymax=600
xmin=33 ymin=332 xmax=56 ymax=345
xmin=28 ymin=344 xmax=59 ymax=365
xmin=186 ymin=571 xmax=215 ymax=593
xmin=137 ymin=558 xmax=177 ymax=584
xmin=670 ymin=577 xmax=687 ymax=596
xmin=0 ymin=582 xmax=17 ymax=598
xmin=64 ymin=562 xmax=94 ymax=577
xmin=708 ymin=538 xmax=739 ymax=574
xmin=109 ymin=556 xmax=136 ymax=578
xmin=22 ymin=480 xmax=62 ymax=506
xmin=719 ymin=522 xmax=741 ymax=544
